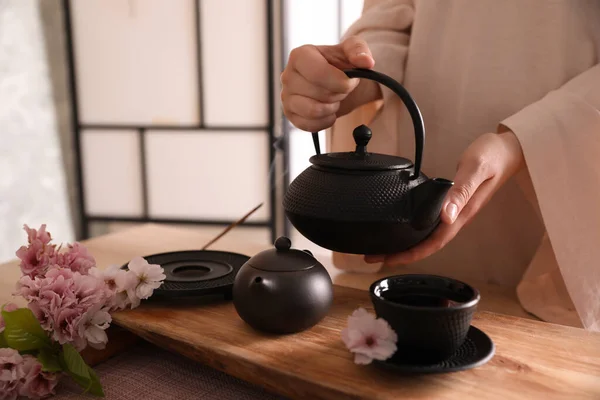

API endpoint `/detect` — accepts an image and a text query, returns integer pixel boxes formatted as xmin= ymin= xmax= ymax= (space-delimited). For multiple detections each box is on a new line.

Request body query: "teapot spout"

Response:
xmin=250 ymin=276 xmax=272 ymax=294
xmin=407 ymin=178 xmax=454 ymax=230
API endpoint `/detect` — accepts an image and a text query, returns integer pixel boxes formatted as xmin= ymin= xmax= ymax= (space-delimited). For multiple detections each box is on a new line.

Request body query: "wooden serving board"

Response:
xmin=112 ymin=285 xmax=600 ymax=400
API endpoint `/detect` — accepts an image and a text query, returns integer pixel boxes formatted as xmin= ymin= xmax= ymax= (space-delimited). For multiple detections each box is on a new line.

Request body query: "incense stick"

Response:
xmin=201 ymin=203 xmax=264 ymax=250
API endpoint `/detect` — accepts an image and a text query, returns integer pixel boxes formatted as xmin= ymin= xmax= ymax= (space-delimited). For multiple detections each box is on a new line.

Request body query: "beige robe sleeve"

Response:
xmin=328 ymin=0 xmax=415 ymax=272
xmin=341 ymin=0 xmax=414 ymax=103
xmin=499 ymin=64 xmax=600 ymax=331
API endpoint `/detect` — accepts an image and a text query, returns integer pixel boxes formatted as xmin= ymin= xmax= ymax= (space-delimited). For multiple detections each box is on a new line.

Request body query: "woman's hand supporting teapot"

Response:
xmin=365 ymin=130 xmax=526 ymax=267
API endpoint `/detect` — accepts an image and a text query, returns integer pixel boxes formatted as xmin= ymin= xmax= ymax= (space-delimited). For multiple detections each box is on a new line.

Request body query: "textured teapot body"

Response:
xmin=283 ymin=69 xmax=453 ymax=255
xmin=284 ymin=168 xmax=451 ymax=255
xmin=232 ymin=237 xmax=333 ymax=334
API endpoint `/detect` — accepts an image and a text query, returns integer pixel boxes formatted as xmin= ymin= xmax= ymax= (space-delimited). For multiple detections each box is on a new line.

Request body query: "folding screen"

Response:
xmin=64 ymin=0 xmax=278 ymax=241
xmin=64 ymin=0 xmax=363 ymax=243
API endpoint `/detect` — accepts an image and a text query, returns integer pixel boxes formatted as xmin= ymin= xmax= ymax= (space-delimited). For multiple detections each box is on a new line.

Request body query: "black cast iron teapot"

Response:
xmin=283 ymin=68 xmax=454 ymax=255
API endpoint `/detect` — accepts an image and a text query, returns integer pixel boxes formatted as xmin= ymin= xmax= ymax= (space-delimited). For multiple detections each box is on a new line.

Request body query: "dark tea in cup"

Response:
xmin=369 ymin=274 xmax=480 ymax=364
xmin=379 ymin=292 xmax=464 ymax=308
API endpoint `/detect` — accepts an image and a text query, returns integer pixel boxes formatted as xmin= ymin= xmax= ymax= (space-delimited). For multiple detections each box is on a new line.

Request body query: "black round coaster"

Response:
xmin=373 ymin=326 xmax=495 ymax=374
xmin=121 ymin=250 xmax=250 ymax=299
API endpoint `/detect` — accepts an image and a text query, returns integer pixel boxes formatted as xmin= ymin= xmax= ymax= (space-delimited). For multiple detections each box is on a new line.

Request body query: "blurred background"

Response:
xmin=0 ymin=0 xmax=364 ymax=263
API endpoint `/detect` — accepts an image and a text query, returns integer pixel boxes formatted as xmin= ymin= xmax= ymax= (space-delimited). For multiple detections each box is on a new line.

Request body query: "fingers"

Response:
xmin=441 ymin=156 xmax=493 ymax=224
xmin=290 ymin=45 xmax=358 ymax=94
xmin=341 ymin=36 xmax=375 ymax=69
xmin=365 ymin=178 xmax=499 ymax=267
xmin=317 ymin=35 xmax=375 ymax=70
xmin=284 ymin=95 xmax=339 ymax=120
xmin=448 ymin=178 xmax=497 ymax=227
xmin=281 ymin=37 xmax=374 ymax=132
xmin=282 ymin=92 xmax=340 ymax=132
xmin=281 ymin=72 xmax=344 ymax=131
xmin=364 ymin=134 xmax=513 ymax=268
xmin=282 ymin=45 xmax=355 ymax=132
xmin=364 ymin=254 xmax=385 ymax=263
xmin=380 ymin=223 xmax=458 ymax=266
xmin=281 ymin=71 xmax=348 ymax=104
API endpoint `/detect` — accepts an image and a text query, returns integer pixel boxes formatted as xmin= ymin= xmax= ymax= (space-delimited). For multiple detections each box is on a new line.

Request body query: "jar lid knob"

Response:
xmin=274 ymin=236 xmax=292 ymax=251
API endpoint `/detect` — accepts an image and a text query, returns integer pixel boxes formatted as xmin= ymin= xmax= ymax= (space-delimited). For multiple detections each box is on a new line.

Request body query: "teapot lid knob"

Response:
xmin=353 ymin=125 xmax=372 ymax=154
xmin=274 ymin=236 xmax=292 ymax=251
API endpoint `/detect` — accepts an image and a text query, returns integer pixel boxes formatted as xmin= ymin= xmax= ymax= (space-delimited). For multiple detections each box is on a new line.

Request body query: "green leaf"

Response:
xmin=38 ymin=347 xmax=63 ymax=372
xmin=1 ymin=307 xmax=51 ymax=351
xmin=67 ymin=370 xmax=104 ymax=397
xmin=61 ymin=343 xmax=90 ymax=382
xmin=60 ymin=344 xmax=104 ymax=397
xmin=18 ymin=349 xmax=38 ymax=356
xmin=0 ymin=332 xmax=7 ymax=348
xmin=86 ymin=366 xmax=105 ymax=397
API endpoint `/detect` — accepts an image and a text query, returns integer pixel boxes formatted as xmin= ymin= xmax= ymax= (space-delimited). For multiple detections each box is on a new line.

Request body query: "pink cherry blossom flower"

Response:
xmin=0 ymin=348 xmax=25 ymax=400
xmin=15 ymin=272 xmax=65 ymax=331
xmin=14 ymin=275 xmax=43 ymax=302
xmin=15 ymin=224 xmax=97 ymax=279
xmin=0 ymin=303 xmax=19 ymax=333
xmin=33 ymin=268 xmax=77 ymax=324
xmin=44 ymin=265 xmax=75 ymax=282
xmin=0 ymin=348 xmax=23 ymax=380
xmin=19 ymin=355 xmax=59 ymax=399
xmin=78 ymin=303 xmax=112 ymax=350
xmin=12 ymin=224 xmax=166 ymax=355
xmin=341 ymin=308 xmax=398 ymax=365
xmin=90 ymin=265 xmax=136 ymax=310
xmin=15 ymin=265 xmax=112 ymax=351
xmin=89 ymin=265 xmax=118 ymax=291
xmin=51 ymin=306 xmax=86 ymax=350
xmin=55 ymin=242 xmax=95 ymax=275
xmin=40 ymin=267 xmax=76 ymax=305
xmin=15 ymin=225 xmax=57 ymax=279
xmin=23 ymin=224 xmax=52 ymax=245
xmin=15 ymin=241 xmax=55 ymax=278
xmin=126 ymin=257 xmax=166 ymax=308
xmin=72 ymin=272 xmax=112 ymax=309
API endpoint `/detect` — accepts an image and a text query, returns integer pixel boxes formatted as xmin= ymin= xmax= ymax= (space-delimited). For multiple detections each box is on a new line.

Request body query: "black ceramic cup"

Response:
xmin=369 ymin=274 xmax=480 ymax=364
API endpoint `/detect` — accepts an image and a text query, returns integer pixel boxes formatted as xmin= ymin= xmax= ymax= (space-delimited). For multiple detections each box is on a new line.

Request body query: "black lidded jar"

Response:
xmin=232 ymin=237 xmax=333 ymax=334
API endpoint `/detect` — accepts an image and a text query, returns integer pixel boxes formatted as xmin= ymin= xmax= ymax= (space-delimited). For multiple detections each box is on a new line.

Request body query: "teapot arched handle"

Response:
xmin=311 ymin=68 xmax=424 ymax=181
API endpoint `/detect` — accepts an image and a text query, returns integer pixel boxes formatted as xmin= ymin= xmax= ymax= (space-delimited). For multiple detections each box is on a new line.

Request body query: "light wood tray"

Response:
xmin=113 ymin=285 xmax=600 ymax=400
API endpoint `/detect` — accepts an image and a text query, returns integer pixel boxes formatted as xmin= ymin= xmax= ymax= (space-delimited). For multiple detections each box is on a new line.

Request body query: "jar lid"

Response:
xmin=246 ymin=237 xmax=317 ymax=272
xmin=309 ymin=125 xmax=413 ymax=171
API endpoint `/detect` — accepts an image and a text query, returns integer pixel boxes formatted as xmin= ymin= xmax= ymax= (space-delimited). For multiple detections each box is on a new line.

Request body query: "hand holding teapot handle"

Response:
xmin=281 ymin=38 xmax=425 ymax=180
xmin=281 ymin=36 xmax=376 ymax=132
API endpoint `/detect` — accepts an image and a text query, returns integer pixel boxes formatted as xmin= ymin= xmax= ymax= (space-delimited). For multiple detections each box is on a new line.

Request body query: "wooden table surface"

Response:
xmin=0 ymin=223 xmax=537 ymax=319
xmin=114 ymin=285 xmax=600 ymax=400
xmin=1 ymin=224 xmax=599 ymax=399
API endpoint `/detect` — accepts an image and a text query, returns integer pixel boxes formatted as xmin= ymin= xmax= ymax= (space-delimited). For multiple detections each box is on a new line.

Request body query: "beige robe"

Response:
xmin=328 ymin=0 xmax=600 ymax=331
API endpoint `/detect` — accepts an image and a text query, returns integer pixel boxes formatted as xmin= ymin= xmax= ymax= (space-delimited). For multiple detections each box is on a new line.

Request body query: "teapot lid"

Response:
xmin=246 ymin=237 xmax=318 ymax=272
xmin=309 ymin=125 xmax=413 ymax=171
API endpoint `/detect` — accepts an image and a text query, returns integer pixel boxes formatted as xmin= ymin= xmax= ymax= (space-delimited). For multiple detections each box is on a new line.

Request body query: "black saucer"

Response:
xmin=373 ymin=326 xmax=494 ymax=374
xmin=121 ymin=250 xmax=249 ymax=299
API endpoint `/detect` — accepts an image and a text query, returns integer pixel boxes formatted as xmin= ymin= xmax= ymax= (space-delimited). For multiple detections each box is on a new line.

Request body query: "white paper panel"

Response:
xmin=289 ymin=128 xmax=326 ymax=182
xmin=145 ymin=131 xmax=270 ymax=221
xmin=284 ymin=0 xmax=340 ymax=57
xmin=71 ymin=0 xmax=200 ymax=125
xmin=340 ymin=0 xmax=364 ymax=36
xmin=200 ymin=0 xmax=268 ymax=126
xmin=81 ymin=130 xmax=143 ymax=216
